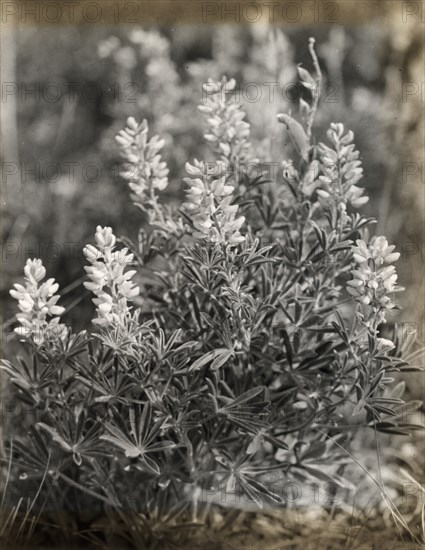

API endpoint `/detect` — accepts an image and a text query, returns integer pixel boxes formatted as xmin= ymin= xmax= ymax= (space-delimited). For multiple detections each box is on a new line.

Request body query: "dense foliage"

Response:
xmin=2 ymin=39 xmax=422 ymax=548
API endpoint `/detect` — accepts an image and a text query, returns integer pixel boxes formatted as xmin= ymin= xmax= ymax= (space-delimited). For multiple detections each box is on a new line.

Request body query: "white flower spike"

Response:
xmin=183 ymin=160 xmax=245 ymax=245
xmin=83 ymin=226 xmax=139 ymax=328
xmin=10 ymin=258 xmax=66 ymax=345
xmin=347 ymin=236 xmax=402 ymax=324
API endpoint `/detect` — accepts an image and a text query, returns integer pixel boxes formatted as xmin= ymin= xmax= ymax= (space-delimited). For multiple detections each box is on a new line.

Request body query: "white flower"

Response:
xmin=347 ymin=237 xmax=401 ymax=322
xmin=116 ymin=117 xmax=169 ymax=213
xmin=183 ymin=160 xmax=245 ymax=245
xmin=317 ymin=123 xmax=368 ymax=210
xmin=23 ymin=258 xmax=46 ymax=283
xmin=83 ymin=226 xmax=140 ymax=328
xmin=199 ymin=77 xmax=252 ymax=169
xmin=95 ymin=225 xmax=116 ymax=249
xmin=368 ymin=236 xmax=400 ymax=265
xmin=10 ymin=259 xmax=66 ymax=346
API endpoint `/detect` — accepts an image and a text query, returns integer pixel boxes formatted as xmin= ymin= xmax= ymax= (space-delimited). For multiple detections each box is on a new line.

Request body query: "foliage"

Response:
xmin=3 ymin=25 xmax=410 ymax=332
xmin=2 ymin=38 xmax=423 ymax=548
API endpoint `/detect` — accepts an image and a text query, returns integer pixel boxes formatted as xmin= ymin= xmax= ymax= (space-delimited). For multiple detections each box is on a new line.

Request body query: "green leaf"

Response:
xmin=100 ymin=433 xmax=141 ymax=458
xmin=211 ymin=349 xmax=234 ymax=371
xmin=282 ymin=329 xmax=293 ymax=368
xmin=300 ymin=315 xmax=322 ymax=329
xmin=374 ymin=422 xmax=411 ymax=436
xmin=189 ymin=348 xmax=230 ymax=372
xmin=232 ymin=386 xmax=265 ymax=406
xmin=139 ymin=454 xmax=161 ymax=475
xmin=352 ymin=399 xmax=365 ymax=416
xmin=37 ymin=423 xmax=72 ymax=452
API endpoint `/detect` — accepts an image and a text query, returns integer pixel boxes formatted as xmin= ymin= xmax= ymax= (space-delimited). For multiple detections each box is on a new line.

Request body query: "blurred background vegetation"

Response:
xmin=1 ymin=23 xmax=423 ymax=388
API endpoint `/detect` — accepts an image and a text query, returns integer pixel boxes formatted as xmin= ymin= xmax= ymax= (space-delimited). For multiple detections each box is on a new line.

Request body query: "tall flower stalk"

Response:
xmin=116 ymin=117 xmax=169 ymax=222
xmin=182 ymin=76 xmax=254 ymax=245
xmin=116 ymin=117 xmax=184 ymax=236
xmin=183 ymin=159 xmax=245 ymax=245
xmin=10 ymin=259 xmax=66 ymax=345
xmin=83 ymin=226 xmax=139 ymax=328
xmin=347 ymin=236 xmax=402 ymax=328
xmin=317 ymin=123 xmax=368 ymax=212
xmin=199 ymin=77 xmax=253 ymax=176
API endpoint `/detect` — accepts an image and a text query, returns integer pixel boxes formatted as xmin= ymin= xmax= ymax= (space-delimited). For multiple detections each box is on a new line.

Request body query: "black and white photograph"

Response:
xmin=1 ymin=1 xmax=424 ymax=548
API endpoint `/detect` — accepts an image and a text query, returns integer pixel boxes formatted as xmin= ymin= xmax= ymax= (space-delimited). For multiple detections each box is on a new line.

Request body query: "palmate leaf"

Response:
xmin=5 ymin=427 xmax=53 ymax=478
xmin=75 ymin=363 xmax=139 ymax=404
xmin=240 ymin=242 xmax=273 ymax=269
xmin=214 ymin=450 xmax=285 ymax=509
xmin=100 ymin=426 xmax=141 ymax=458
xmin=100 ymin=403 xmax=177 ymax=472
xmin=1 ymin=355 xmax=54 ymax=400
xmin=215 ymin=386 xmax=271 ymax=432
xmin=37 ymin=409 xmax=106 ymax=465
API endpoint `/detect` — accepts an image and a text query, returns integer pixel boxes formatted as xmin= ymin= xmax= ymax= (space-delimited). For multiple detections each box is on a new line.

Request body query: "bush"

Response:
xmin=1 ymin=39 xmax=422 ymax=548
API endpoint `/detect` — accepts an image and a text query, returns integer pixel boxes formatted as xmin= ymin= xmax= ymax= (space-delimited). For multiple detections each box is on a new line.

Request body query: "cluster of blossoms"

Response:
xmin=183 ymin=159 xmax=245 ymax=245
xmin=317 ymin=123 xmax=368 ymax=210
xmin=10 ymin=259 xmax=66 ymax=345
xmin=116 ymin=117 xmax=169 ymax=216
xmin=199 ymin=77 xmax=252 ymax=168
xmin=83 ymin=226 xmax=139 ymax=327
xmin=116 ymin=118 xmax=184 ymax=235
xmin=347 ymin=236 xmax=401 ymax=325
xmin=182 ymin=77 xmax=253 ymax=245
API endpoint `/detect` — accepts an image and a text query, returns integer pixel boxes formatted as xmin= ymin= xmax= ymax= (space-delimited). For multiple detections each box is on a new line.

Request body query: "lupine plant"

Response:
xmin=2 ymin=39 xmax=423 ymax=548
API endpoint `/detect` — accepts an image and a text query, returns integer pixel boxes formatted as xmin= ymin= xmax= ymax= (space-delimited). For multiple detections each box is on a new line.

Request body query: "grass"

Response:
xmin=0 ymin=506 xmax=423 ymax=549
xmin=2 ymin=422 xmax=424 ymax=548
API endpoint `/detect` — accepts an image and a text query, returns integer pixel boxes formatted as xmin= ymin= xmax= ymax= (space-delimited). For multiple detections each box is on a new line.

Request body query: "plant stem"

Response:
xmin=307 ymin=37 xmax=323 ymax=138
